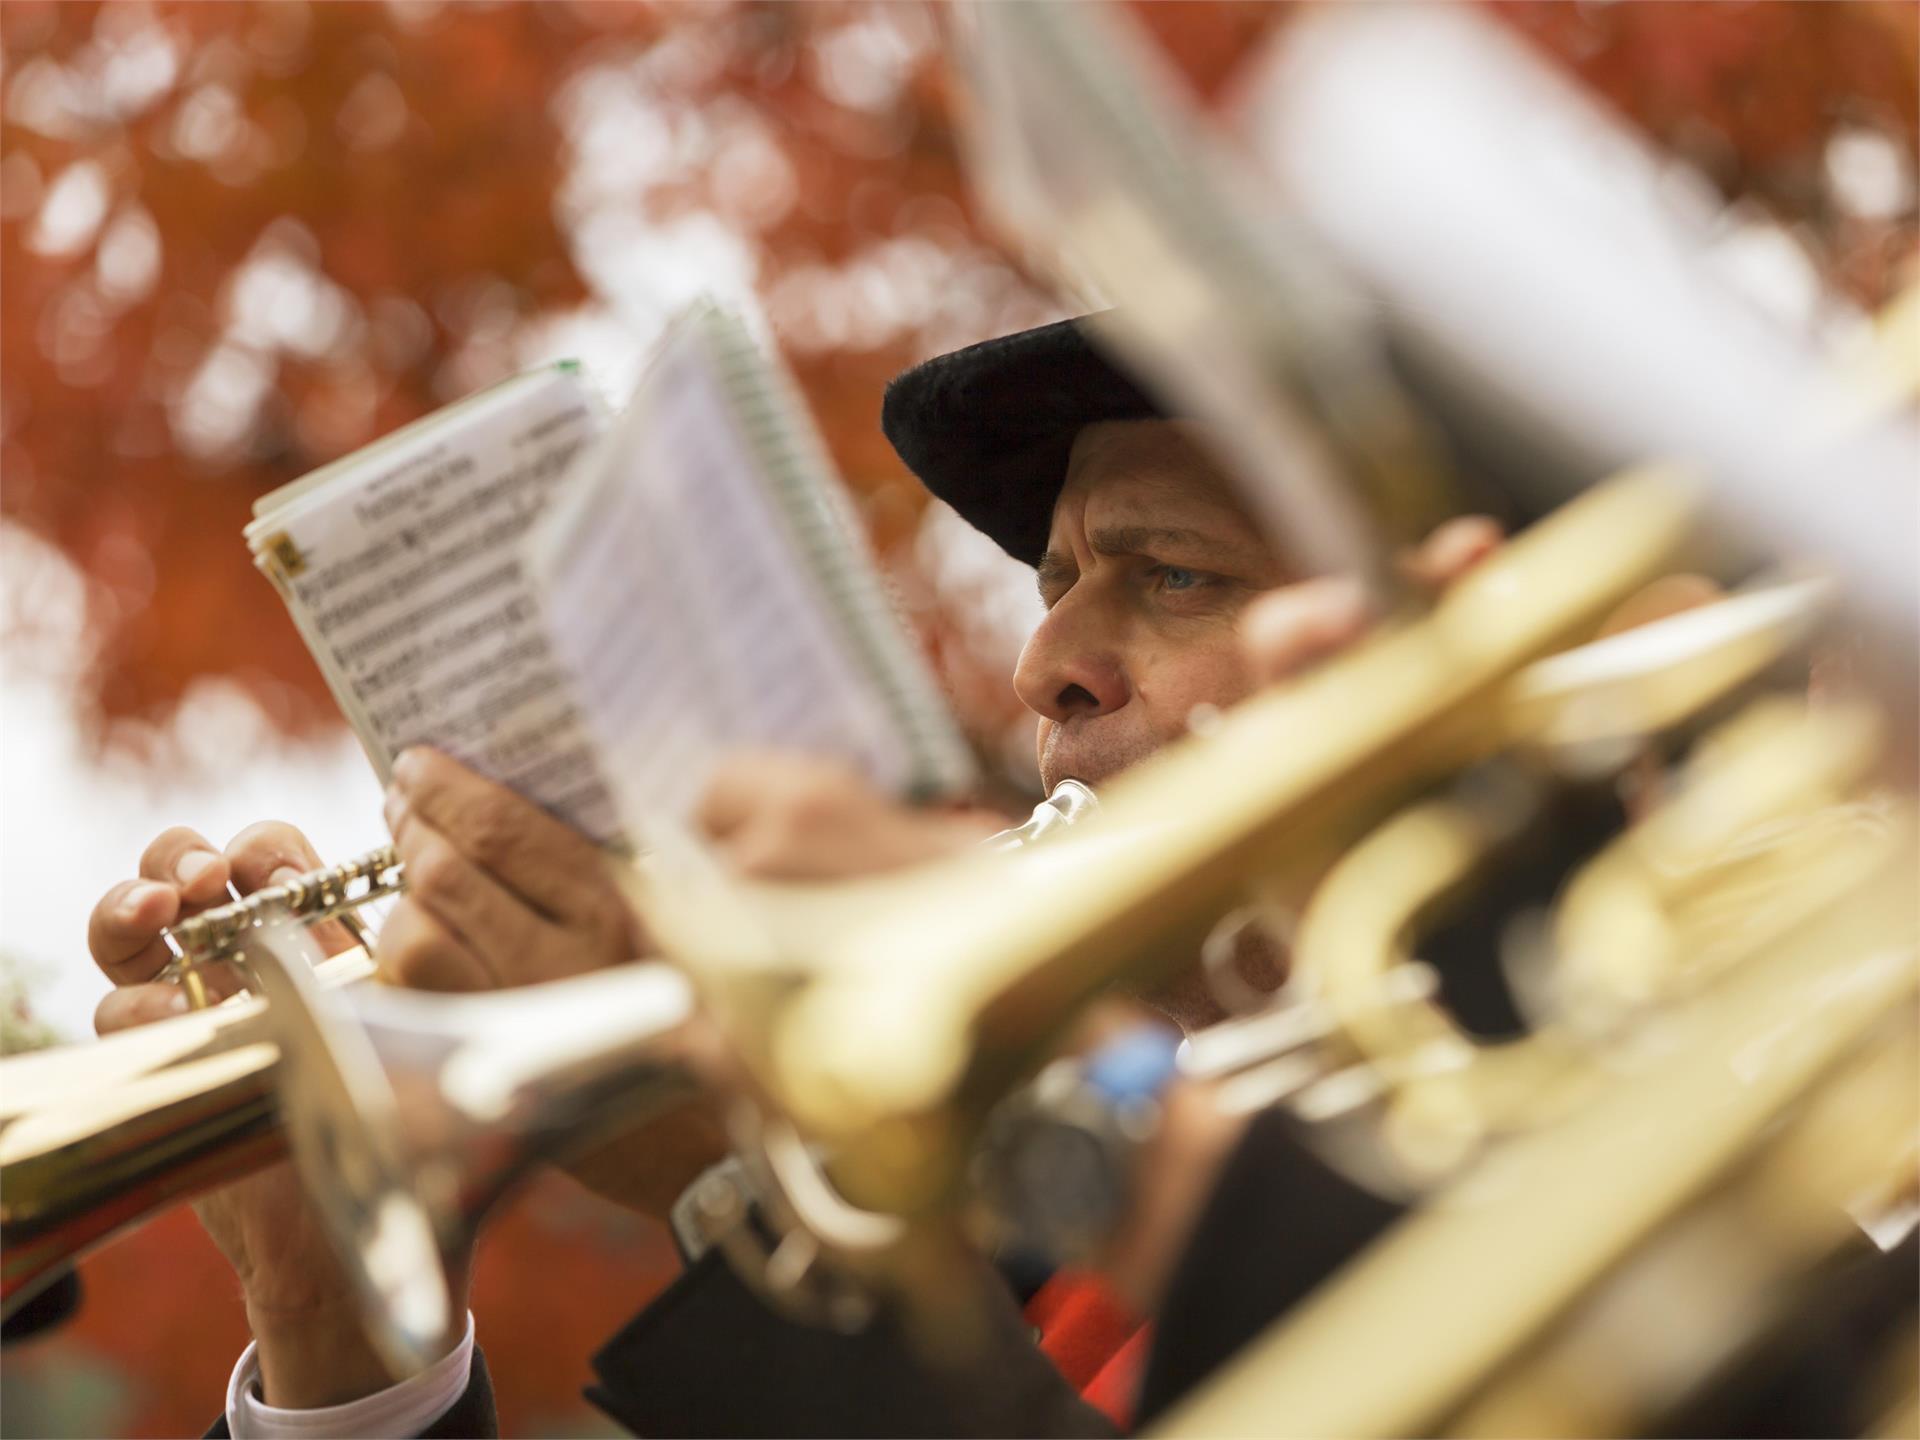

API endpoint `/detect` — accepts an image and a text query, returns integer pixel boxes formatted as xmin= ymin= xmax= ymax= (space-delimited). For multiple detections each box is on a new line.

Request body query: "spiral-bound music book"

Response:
xmin=248 ymin=302 xmax=973 ymax=847
xmin=526 ymin=302 xmax=976 ymax=832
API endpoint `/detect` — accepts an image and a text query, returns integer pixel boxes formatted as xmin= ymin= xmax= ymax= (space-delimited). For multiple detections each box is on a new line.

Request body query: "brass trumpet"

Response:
xmin=1 ymin=923 xmax=699 ymax=1374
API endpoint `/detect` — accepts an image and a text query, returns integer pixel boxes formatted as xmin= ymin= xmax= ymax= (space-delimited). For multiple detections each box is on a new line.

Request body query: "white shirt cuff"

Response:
xmin=226 ymin=1311 xmax=475 ymax=1440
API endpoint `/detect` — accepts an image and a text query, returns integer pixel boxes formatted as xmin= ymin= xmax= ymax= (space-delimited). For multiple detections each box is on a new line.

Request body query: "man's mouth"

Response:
xmin=1039 ymin=726 xmax=1159 ymax=796
xmin=1039 ymin=741 xmax=1101 ymax=795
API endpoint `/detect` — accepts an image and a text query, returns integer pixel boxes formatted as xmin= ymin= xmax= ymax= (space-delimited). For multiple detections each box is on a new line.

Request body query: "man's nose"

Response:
xmin=1013 ymin=601 xmax=1130 ymax=722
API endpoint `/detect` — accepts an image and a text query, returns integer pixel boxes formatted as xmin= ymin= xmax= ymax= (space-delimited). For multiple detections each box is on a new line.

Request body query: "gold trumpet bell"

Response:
xmin=0 ymin=935 xmax=699 ymax=1377
xmin=0 ymin=948 xmax=363 ymax=1325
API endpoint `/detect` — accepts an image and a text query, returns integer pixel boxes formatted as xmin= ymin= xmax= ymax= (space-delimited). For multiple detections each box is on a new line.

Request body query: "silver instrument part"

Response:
xmin=983 ymin=778 xmax=1101 ymax=851
xmin=158 ymin=846 xmax=405 ymax=1007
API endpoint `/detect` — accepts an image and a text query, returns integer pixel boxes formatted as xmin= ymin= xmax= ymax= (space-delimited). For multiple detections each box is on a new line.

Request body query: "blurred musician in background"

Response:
xmin=84 ymin=316 xmax=1502 ymax=1436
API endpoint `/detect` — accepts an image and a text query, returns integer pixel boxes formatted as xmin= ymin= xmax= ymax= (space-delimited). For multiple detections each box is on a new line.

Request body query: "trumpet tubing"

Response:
xmin=0 ymin=947 xmax=699 ymax=1361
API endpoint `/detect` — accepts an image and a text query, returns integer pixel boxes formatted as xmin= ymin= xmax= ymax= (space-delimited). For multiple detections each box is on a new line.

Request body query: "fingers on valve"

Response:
xmin=223 ymin=821 xmax=360 ymax=958
xmin=224 ymin=821 xmax=327 ymax=896
xmin=88 ymin=877 xmax=183 ymax=984
xmin=137 ymin=826 xmax=230 ymax=906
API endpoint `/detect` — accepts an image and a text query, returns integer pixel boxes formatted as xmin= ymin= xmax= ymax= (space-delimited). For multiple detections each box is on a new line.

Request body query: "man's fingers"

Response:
xmin=1238 ymin=576 xmax=1372 ymax=687
xmin=87 ymin=878 xmax=183 ymax=983
xmin=225 ymin=823 xmax=360 ymax=959
xmin=698 ymin=757 xmax=766 ymax=842
xmin=700 ymin=752 xmax=863 ymax=861
xmin=697 ymin=751 xmax=853 ymax=842
xmin=96 ymin=982 xmax=191 ymax=1033
xmin=700 ymin=752 xmax=992 ymax=881
xmin=387 ymin=748 xmax=606 ymax=923
xmin=1237 ymin=517 xmax=1503 ymax=688
xmin=375 ymin=898 xmax=499 ymax=993
xmin=91 ymin=972 xmax=246 ymax=1034
xmin=92 ymin=821 xmax=348 ymax=1019
xmin=137 ymin=826 xmax=230 ymax=908
xmin=106 ymin=824 xmax=223 ymax=994
xmin=225 ymin=822 xmax=327 ymax=896
xmin=382 ymin=748 xmax=646 ymax=984
xmin=1400 ymin=515 xmax=1502 ymax=592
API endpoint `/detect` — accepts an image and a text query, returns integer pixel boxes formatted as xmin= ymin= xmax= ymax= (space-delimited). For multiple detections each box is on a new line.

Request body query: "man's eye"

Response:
xmin=1154 ymin=565 xmax=1204 ymax=592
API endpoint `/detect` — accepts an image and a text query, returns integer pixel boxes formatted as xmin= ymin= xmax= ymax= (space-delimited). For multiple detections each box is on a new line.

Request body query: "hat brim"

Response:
xmin=881 ymin=315 xmax=1164 ymax=567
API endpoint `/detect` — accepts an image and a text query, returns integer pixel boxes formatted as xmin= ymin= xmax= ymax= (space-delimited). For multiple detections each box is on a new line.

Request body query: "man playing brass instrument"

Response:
xmin=85 ymin=318 xmax=1500 ymax=1437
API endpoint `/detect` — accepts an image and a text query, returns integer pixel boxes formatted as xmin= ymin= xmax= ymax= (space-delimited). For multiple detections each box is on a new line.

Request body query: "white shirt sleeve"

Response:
xmin=225 ymin=1311 xmax=476 ymax=1440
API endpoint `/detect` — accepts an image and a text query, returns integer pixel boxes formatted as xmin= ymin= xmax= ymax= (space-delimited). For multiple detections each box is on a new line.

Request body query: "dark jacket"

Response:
xmin=583 ymin=1111 xmax=1404 ymax=1435
xmin=203 ymin=1109 xmax=1401 ymax=1438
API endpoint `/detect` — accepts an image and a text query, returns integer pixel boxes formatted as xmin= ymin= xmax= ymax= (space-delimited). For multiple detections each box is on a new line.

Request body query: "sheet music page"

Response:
xmin=531 ymin=315 xmax=917 ymax=831
xmin=249 ymin=367 xmax=624 ymax=842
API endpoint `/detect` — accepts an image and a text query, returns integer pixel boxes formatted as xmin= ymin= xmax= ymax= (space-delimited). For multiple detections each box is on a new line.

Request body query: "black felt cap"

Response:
xmin=881 ymin=315 xmax=1165 ymax=567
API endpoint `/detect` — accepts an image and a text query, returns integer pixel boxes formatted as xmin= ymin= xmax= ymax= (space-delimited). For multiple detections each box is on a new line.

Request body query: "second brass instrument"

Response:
xmin=3 ymin=472 xmax=1910 ymax=1428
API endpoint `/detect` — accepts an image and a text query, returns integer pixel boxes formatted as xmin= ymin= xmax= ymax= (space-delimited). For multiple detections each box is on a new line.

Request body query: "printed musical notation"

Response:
xmin=531 ymin=309 xmax=918 ymax=832
xmin=255 ymin=372 xmax=624 ymax=843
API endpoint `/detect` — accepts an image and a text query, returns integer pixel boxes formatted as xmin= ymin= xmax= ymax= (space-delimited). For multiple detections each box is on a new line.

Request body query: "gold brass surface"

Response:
xmin=1156 ymin=827 xmax=1917 ymax=1438
xmin=623 ymin=457 xmax=1914 ymax=1433
xmin=0 ymin=949 xmax=372 ymax=1315
xmin=0 ymin=948 xmax=697 ymax=1354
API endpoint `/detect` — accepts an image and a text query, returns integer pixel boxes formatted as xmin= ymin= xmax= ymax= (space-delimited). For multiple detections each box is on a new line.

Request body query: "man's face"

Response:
xmin=1017 ymin=419 xmax=1293 ymax=793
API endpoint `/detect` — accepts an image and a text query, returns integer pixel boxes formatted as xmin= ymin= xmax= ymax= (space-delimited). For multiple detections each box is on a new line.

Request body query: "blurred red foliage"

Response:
xmin=4 ymin=1 xmax=1910 ymax=760
xmin=4 ymin=2 xmax=599 ymax=749
xmin=0 ymin=1 xmax=1049 ymax=757
xmin=1495 ymin=0 xmax=1918 ymax=305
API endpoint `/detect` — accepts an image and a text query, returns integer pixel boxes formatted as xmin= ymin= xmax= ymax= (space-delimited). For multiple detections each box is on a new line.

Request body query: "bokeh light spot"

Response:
xmin=26 ymin=159 xmax=112 ymax=259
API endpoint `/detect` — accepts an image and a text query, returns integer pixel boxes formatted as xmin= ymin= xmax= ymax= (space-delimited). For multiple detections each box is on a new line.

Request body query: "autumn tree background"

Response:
xmin=1 ymin=3 xmax=1913 ymax=1436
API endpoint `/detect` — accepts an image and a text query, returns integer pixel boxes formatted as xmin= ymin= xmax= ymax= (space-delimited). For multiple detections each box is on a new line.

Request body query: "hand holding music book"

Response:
xmin=249 ymin=301 xmax=972 ymax=849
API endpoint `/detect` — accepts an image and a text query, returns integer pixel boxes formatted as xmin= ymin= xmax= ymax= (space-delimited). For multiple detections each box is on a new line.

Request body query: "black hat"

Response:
xmin=881 ymin=315 xmax=1164 ymax=567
